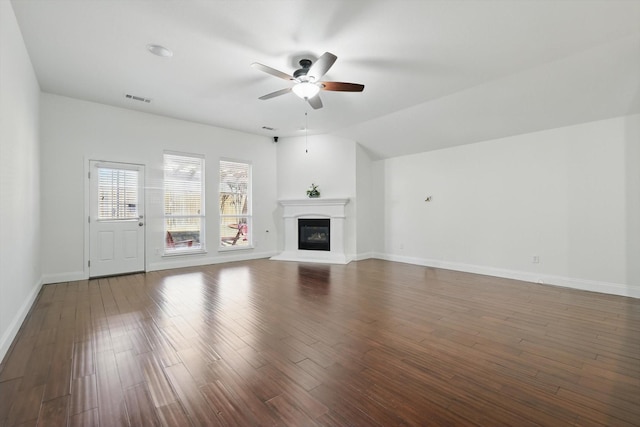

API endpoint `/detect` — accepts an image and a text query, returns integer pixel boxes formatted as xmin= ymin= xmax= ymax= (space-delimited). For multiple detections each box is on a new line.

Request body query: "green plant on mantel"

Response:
xmin=306 ymin=183 xmax=320 ymax=198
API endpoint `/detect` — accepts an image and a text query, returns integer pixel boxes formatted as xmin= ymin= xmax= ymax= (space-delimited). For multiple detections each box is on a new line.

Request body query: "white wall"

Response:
xmin=276 ymin=134 xmax=356 ymax=200
xmin=276 ymin=134 xmax=361 ymax=258
xmin=0 ymin=2 xmax=42 ymax=361
xmin=40 ymin=93 xmax=279 ymax=282
xmin=355 ymin=143 xmax=374 ymax=259
xmin=625 ymin=114 xmax=640 ymax=294
xmin=374 ymin=115 xmax=640 ymax=298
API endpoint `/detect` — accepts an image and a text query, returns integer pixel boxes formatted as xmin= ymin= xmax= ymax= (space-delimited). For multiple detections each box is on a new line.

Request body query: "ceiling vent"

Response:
xmin=125 ymin=94 xmax=151 ymax=103
xmin=262 ymin=126 xmax=275 ymax=131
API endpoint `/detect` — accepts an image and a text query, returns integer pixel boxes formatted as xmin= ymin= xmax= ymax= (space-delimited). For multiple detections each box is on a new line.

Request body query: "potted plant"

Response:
xmin=306 ymin=183 xmax=320 ymax=198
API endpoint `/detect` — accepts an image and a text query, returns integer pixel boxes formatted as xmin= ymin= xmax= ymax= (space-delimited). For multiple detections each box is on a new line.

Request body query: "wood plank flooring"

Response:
xmin=0 ymin=259 xmax=638 ymax=426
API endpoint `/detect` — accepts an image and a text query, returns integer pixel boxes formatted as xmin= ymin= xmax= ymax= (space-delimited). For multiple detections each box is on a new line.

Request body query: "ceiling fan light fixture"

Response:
xmin=292 ymin=82 xmax=320 ymax=99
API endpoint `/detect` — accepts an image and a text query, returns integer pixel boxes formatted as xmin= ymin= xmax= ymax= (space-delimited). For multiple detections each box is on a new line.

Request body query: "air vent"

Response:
xmin=262 ymin=126 xmax=275 ymax=131
xmin=125 ymin=94 xmax=151 ymax=103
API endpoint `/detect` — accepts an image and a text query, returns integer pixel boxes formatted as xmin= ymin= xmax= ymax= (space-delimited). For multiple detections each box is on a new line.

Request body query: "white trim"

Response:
xmin=83 ymin=159 xmax=90 ymax=279
xmin=372 ymin=252 xmax=639 ymax=299
xmin=353 ymin=251 xmax=374 ymax=261
xmin=218 ymin=245 xmax=255 ymax=252
xmin=93 ymin=162 xmax=142 ymax=171
xmin=162 ymin=249 xmax=208 ymax=257
xmin=271 ymin=250 xmax=351 ymax=264
xmin=148 ymin=250 xmax=277 ymax=271
xmin=220 ymin=156 xmax=252 ymax=164
xmin=165 ymin=149 xmax=204 ymax=159
xmin=0 ymin=276 xmax=43 ymax=362
xmin=42 ymin=271 xmax=87 ymax=284
xmin=279 ymin=198 xmax=350 ymax=207
xmin=43 ymin=251 xmax=278 ymax=282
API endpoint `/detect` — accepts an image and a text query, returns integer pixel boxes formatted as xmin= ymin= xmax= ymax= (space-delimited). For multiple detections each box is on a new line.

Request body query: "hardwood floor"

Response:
xmin=0 ymin=259 xmax=638 ymax=426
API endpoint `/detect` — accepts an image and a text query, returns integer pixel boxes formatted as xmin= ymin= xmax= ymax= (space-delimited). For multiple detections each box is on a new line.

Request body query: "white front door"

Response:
xmin=89 ymin=161 xmax=145 ymax=277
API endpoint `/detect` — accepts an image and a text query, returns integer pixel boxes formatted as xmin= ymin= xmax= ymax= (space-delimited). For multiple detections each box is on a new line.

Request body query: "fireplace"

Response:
xmin=270 ymin=198 xmax=349 ymax=264
xmin=298 ymin=219 xmax=330 ymax=251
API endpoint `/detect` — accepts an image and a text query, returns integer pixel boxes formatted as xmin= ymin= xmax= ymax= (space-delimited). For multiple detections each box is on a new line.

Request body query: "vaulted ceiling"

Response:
xmin=11 ymin=0 xmax=640 ymax=159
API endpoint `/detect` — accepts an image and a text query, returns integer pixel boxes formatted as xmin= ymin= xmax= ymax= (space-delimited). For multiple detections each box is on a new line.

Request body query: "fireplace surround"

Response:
xmin=270 ymin=198 xmax=350 ymax=264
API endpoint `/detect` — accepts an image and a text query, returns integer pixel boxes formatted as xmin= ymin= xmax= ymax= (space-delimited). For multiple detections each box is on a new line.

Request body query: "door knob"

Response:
xmin=139 ymin=222 xmax=144 ymax=226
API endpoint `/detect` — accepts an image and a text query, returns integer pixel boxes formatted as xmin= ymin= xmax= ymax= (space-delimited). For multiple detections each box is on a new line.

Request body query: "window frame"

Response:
xmin=219 ymin=158 xmax=253 ymax=251
xmin=163 ymin=151 xmax=206 ymax=256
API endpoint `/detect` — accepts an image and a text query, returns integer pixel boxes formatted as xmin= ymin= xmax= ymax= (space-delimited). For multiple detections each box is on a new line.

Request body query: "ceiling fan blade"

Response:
xmin=307 ymin=52 xmax=337 ymax=81
xmin=307 ymin=95 xmax=323 ymax=110
xmin=321 ymin=81 xmax=365 ymax=92
xmin=259 ymin=87 xmax=292 ymax=100
xmin=251 ymin=62 xmax=294 ymax=81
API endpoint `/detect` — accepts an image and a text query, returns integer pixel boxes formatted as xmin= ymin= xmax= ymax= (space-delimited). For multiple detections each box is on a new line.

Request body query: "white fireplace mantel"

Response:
xmin=270 ymin=198 xmax=350 ymax=264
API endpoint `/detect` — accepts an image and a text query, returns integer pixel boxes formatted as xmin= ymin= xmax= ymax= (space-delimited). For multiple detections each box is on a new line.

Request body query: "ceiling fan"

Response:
xmin=251 ymin=52 xmax=364 ymax=109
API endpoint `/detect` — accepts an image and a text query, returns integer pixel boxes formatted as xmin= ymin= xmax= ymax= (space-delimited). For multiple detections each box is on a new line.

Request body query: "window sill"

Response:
xmin=162 ymin=249 xmax=207 ymax=257
xmin=218 ymin=245 xmax=254 ymax=252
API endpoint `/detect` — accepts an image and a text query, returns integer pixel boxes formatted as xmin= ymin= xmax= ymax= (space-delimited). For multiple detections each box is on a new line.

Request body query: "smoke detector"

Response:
xmin=146 ymin=44 xmax=173 ymax=58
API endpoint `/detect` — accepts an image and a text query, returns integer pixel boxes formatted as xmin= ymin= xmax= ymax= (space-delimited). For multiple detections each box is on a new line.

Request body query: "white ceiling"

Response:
xmin=11 ymin=0 xmax=640 ymax=159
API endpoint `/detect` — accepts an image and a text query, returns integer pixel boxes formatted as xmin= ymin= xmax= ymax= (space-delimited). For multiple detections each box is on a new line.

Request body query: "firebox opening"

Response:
xmin=298 ymin=218 xmax=330 ymax=251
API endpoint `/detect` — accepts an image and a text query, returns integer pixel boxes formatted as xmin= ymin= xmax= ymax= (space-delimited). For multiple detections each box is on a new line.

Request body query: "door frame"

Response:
xmin=84 ymin=158 xmax=147 ymax=279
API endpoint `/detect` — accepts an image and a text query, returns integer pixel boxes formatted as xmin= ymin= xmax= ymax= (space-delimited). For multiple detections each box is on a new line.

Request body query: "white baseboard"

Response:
xmin=0 ymin=276 xmax=44 ymax=363
xmin=39 ymin=253 xmax=639 ymax=299
xmin=42 ymin=271 xmax=86 ymax=284
xmin=372 ymin=252 xmax=639 ymax=299
xmin=353 ymin=252 xmax=374 ymax=261
xmin=42 ymin=252 xmax=280 ymax=279
xmin=270 ymin=250 xmax=350 ymax=264
xmin=147 ymin=250 xmax=278 ymax=272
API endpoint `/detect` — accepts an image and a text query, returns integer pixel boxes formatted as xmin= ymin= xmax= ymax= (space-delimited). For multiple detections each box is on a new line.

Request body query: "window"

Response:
xmin=164 ymin=153 xmax=204 ymax=254
xmin=219 ymin=160 xmax=251 ymax=249
xmin=97 ymin=167 xmax=139 ymax=220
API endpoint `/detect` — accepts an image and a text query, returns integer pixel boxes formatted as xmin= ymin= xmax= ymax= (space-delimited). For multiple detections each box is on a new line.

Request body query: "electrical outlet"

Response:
xmin=533 ymin=255 xmax=540 ymax=264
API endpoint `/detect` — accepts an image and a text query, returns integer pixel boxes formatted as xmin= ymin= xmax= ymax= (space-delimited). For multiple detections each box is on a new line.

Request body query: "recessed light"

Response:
xmin=146 ymin=44 xmax=173 ymax=58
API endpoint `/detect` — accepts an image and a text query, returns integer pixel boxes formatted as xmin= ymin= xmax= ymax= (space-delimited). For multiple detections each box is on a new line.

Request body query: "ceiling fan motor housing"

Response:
xmin=293 ymin=59 xmax=312 ymax=79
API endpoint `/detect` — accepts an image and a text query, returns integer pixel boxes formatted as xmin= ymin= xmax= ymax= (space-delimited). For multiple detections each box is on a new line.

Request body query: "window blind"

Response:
xmin=97 ymin=167 xmax=138 ymax=220
xmin=164 ymin=153 xmax=204 ymax=252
